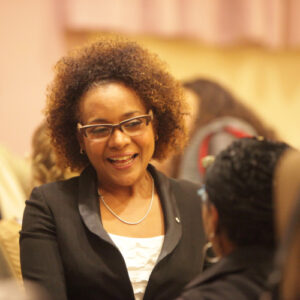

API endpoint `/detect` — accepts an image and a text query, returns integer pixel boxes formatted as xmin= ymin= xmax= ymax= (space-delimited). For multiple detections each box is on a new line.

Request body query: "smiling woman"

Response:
xmin=19 ymin=36 xmax=206 ymax=300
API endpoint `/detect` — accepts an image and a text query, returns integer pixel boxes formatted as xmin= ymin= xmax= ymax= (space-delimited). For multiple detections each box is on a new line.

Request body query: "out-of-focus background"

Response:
xmin=1 ymin=0 xmax=300 ymax=156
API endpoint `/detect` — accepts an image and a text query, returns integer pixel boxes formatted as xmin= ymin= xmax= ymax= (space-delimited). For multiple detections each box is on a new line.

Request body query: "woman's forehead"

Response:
xmin=78 ymin=82 xmax=147 ymax=123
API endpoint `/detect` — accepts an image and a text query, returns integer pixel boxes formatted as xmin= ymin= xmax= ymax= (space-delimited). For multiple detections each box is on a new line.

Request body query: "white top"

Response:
xmin=109 ymin=233 xmax=164 ymax=300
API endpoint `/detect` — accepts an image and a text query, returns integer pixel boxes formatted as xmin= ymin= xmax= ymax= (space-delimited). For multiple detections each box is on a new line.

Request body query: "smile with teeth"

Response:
xmin=108 ymin=154 xmax=138 ymax=165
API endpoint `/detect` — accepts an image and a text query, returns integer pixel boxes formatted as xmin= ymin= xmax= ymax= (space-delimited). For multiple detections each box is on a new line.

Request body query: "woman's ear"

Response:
xmin=209 ymin=204 xmax=219 ymax=236
xmin=203 ymin=203 xmax=219 ymax=241
xmin=149 ymin=110 xmax=158 ymax=140
xmin=77 ymin=129 xmax=85 ymax=154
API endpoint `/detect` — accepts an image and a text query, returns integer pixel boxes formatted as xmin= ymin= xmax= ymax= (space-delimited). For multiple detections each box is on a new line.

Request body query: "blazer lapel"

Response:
xmin=77 ymin=164 xmax=183 ymax=252
xmin=77 ymin=166 xmax=112 ymax=244
xmin=148 ymin=165 xmax=182 ymax=263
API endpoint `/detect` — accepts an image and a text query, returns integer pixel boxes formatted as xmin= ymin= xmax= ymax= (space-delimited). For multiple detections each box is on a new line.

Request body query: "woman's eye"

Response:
xmin=125 ymin=119 xmax=142 ymax=128
xmin=90 ymin=126 xmax=110 ymax=135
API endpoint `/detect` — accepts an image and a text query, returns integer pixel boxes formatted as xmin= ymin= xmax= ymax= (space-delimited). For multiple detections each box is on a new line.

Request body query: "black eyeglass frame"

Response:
xmin=77 ymin=111 xmax=153 ymax=140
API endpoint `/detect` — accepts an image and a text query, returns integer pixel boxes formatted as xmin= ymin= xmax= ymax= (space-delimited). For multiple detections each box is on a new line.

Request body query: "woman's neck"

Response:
xmin=98 ymin=172 xmax=152 ymax=201
xmin=214 ymin=233 xmax=236 ymax=258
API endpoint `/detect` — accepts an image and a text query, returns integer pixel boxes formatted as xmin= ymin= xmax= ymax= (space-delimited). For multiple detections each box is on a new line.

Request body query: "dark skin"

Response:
xmin=77 ymin=81 xmax=164 ymax=238
xmin=202 ymin=202 xmax=235 ymax=258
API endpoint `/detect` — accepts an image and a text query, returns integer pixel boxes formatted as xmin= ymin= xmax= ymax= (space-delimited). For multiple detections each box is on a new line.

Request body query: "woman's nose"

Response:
xmin=107 ymin=128 xmax=131 ymax=148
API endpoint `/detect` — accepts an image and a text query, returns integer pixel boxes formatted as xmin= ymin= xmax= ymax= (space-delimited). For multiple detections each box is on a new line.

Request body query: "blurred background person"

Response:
xmin=0 ymin=145 xmax=31 ymax=280
xmin=31 ymin=121 xmax=77 ymax=188
xmin=261 ymin=149 xmax=300 ymax=300
xmin=152 ymin=78 xmax=278 ymax=180
xmin=0 ymin=146 xmax=30 ymax=221
xmin=0 ymin=121 xmax=75 ymax=282
xmin=176 ymin=137 xmax=290 ymax=300
xmin=176 ymin=78 xmax=278 ymax=183
xmin=0 ymin=279 xmax=51 ymax=300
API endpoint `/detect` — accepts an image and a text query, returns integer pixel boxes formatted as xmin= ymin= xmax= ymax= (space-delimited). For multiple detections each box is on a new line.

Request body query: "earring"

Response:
xmin=202 ymin=242 xmax=220 ymax=264
xmin=80 ymin=148 xmax=85 ymax=155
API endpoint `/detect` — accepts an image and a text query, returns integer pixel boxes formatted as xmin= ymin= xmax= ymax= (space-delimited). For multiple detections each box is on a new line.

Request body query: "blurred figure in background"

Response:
xmin=0 ymin=122 xmax=75 ymax=281
xmin=31 ymin=122 xmax=77 ymax=188
xmin=153 ymin=78 xmax=278 ymax=181
xmin=0 ymin=279 xmax=51 ymax=300
xmin=0 ymin=121 xmax=74 ymax=221
xmin=261 ymin=149 xmax=300 ymax=300
xmin=0 ymin=146 xmax=30 ymax=280
xmin=177 ymin=78 xmax=278 ymax=183
xmin=176 ymin=137 xmax=289 ymax=300
xmin=0 ymin=146 xmax=30 ymax=221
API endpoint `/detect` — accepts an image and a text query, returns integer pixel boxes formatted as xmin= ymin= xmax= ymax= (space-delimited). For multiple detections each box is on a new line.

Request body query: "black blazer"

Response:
xmin=176 ymin=246 xmax=273 ymax=300
xmin=20 ymin=165 xmax=205 ymax=300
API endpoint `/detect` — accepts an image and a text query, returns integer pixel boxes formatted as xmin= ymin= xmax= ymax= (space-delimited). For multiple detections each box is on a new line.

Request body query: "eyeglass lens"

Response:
xmin=84 ymin=116 xmax=150 ymax=140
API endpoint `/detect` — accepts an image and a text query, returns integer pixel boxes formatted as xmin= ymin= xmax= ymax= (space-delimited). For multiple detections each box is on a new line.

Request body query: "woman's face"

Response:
xmin=78 ymin=81 xmax=155 ymax=188
xmin=184 ymin=88 xmax=200 ymax=135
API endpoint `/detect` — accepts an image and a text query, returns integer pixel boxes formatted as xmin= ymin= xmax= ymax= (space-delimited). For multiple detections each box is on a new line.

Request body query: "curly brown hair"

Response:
xmin=46 ymin=36 xmax=188 ymax=171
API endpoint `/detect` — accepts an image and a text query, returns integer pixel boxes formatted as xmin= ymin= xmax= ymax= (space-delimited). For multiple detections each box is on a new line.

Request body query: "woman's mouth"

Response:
xmin=107 ymin=154 xmax=138 ymax=168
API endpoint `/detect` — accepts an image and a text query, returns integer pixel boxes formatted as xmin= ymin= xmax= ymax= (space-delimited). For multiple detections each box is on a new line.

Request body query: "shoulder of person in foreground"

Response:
xmin=175 ymin=239 xmax=274 ymax=300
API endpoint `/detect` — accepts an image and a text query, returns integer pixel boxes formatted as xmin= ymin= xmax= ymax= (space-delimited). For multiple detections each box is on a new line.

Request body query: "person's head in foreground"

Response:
xmin=202 ymin=137 xmax=289 ymax=257
xmin=177 ymin=137 xmax=290 ymax=300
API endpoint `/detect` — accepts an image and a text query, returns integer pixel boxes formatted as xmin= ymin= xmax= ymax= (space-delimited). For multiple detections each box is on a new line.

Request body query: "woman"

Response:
xmin=176 ymin=78 xmax=278 ymax=183
xmin=20 ymin=37 xmax=206 ymax=300
xmin=177 ymin=137 xmax=289 ymax=300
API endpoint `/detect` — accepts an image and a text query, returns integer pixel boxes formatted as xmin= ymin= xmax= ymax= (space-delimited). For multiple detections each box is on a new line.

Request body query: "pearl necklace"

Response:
xmin=99 ymin=175 xmax=154 ymax=225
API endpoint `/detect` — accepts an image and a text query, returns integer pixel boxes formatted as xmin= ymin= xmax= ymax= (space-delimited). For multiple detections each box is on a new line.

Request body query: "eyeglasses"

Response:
xmin=197 ymin=186 xmax=209 ymax=204
xmin=77 ymin=111 xmax=153 ymax=141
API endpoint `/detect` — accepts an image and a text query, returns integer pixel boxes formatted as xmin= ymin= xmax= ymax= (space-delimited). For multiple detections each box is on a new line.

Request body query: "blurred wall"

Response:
xmin=0 ymin=0 xmax=64 ymax=157
xmin=137 ymin=36 xmax=300 ymax=148
xmin=1 ymin=1 xmax=300 ymax=158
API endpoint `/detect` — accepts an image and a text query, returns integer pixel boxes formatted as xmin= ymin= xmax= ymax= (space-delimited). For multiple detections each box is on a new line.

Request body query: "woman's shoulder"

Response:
xmin=150 ymin=164 xmax=201 ymax=198
xmin=180 ymin=247 xmax=272 ymax=300
xmin=169 ymin=177 xmax=201 ymax=189
xmin=28 ymin=175 xmax=81 ymax=209
xmin=32 ymin=175 xmax=80 ymax=194
xmin=167 ymin=177 xmax=202 ymax=209
xmin=23 ymin=176 xmax=82 ymax=225
xmin=180 ymin=269 xmax=268 ymax=300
